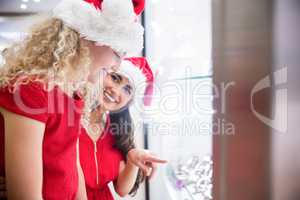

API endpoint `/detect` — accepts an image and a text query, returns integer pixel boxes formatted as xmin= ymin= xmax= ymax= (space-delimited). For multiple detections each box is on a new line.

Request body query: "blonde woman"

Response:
xmin=0 ymin=0 xmax=144 ymax=199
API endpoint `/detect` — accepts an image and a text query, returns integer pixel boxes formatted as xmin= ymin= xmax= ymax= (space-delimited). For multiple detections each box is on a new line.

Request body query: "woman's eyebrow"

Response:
xmin=110 ymin=65 xmax=118 ymax=71
xmin=113 ymin=51 xmax=122 ymax=60
xmin=116 ymin=73 xmax=123 ymax=81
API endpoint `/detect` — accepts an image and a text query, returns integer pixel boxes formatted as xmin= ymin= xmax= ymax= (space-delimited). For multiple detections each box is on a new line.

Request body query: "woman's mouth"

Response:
xmin=103 ymin=89 xmax=117 ymax=103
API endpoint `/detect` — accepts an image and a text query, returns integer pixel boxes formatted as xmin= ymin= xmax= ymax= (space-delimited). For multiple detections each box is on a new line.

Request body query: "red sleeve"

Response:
xmin=0 ymin=82 xmax=48 ymax=123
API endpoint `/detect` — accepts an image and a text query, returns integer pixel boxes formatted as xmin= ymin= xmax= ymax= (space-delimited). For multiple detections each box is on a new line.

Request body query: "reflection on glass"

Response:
xmin=144 ymin=0 xmax=213 ymax=199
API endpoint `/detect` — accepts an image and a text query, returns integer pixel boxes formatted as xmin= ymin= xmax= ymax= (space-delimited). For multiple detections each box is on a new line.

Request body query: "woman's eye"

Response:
xmin=123 ymin=85 xmax=132 ymax=95
xmin=110 ymin=73 xmax=121 ymax=83
xmin=110 ymin=74 xmax=117 ymax=81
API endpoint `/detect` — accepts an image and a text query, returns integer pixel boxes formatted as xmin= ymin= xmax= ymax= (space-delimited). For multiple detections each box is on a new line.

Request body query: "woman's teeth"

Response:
xmin=104 ymin=91 xmax=116 ymax=103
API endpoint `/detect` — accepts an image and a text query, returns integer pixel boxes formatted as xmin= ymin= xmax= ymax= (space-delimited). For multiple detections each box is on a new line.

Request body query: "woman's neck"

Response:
xmin=90 ymin=105 xmax=106 ymax=123
xmin=86 ymin=105 xmax=107 ymax=141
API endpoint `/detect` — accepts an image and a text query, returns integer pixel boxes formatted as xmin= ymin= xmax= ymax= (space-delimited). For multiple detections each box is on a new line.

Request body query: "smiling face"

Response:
xmin=99 ymin=71 xmax=135 ymax=112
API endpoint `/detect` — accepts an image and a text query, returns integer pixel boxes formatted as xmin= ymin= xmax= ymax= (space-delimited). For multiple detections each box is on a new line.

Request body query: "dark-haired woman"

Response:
xmin=79 ymin=58 xmax=167 ymax=199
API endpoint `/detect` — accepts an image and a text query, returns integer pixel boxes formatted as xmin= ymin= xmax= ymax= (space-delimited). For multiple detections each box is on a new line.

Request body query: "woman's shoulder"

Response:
xmin=0 ymin=79 xmax=47 ymax=94
xmin=0 ymin=80 xmax=49 ymax=123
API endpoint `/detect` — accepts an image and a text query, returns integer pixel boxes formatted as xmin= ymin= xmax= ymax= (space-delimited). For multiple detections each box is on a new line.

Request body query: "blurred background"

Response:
xmin=0 ymin=0 xmax=299 ymax=200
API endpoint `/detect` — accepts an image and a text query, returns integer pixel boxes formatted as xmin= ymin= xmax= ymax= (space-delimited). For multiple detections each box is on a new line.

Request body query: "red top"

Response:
xmin=79 ymin=117 xmax=124 ymax=200
xmin=0 ymin=81 xmax=84 ymax=200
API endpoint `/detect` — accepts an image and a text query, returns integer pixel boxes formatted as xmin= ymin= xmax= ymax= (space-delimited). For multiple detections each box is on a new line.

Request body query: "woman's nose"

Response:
xmin=110 ymin=87 xmax=121 ymax=102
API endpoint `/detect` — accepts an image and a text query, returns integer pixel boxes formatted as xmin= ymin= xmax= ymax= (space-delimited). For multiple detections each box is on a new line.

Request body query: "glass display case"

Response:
xmin=144 ymin=0 xmax=213 ymax=199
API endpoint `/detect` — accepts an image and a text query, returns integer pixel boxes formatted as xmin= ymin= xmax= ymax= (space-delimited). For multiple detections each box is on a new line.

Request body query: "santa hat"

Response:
xmin=52 ymin=0 xmax=145 ymax=56
xmin=84 ymin=0 xmax=145 ymax=15
xmin=119 ymin=57 xmax=154 ymax=106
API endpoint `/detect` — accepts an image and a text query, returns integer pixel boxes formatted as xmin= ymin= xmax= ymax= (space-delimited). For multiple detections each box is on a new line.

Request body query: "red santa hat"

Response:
xmin=84 ymin=0 xmax=145 ymax=15
xmin=119 ymin=57 xmax=154 ymax=106
xmin=52 ymin=0 xmax=145 ymax=56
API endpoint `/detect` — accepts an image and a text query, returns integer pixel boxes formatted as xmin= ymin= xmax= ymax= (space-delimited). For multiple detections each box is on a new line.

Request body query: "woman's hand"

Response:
xmin=114 ymin=149 xmax=167 ymax=196
xmin=127 ymin=148 xmax=167 ymax=179
xmin=0 ymin=176 xmax=6 ymax=199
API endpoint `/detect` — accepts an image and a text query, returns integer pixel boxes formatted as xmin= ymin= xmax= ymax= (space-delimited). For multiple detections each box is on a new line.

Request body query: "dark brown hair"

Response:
xmin=109 ymin=108 xmax=145 ymax=196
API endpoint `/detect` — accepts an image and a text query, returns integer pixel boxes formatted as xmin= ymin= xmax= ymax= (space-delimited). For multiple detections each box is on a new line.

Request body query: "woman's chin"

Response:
xmin=101 ymin=102 xmax=116 ymax=112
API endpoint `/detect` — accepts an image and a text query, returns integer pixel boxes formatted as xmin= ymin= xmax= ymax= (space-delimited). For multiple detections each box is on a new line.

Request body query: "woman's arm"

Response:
xmin=114 ymin=148 xmax=167 ymax=197
xmin=1 ymin=108 xmax=44 ymax=200
xmin=114 ymin=160 xmax=139 ymax=197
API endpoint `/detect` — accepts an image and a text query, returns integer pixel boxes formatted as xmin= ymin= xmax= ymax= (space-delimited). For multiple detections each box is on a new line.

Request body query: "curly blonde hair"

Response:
xmin=0 ymin=18 xmax=91 ymax=94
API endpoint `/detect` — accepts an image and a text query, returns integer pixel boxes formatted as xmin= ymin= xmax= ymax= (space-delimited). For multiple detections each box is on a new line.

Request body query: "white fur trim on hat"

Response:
xmin=118 ymin=60 xmax=146 ymax=88
xmin=52 ymin=0 xmax=144 ymax=55
xmin=118 ymin=60 xmax=147 ymax=112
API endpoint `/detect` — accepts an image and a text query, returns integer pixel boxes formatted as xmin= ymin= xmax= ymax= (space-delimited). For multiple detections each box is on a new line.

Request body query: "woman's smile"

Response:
xmin=103 ymin=88 xmax=119 ymax=104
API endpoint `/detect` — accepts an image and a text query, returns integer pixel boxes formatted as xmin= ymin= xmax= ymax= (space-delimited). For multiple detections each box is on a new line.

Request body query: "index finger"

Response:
xmin=145 ymin=155 xmax=167 ymax=164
